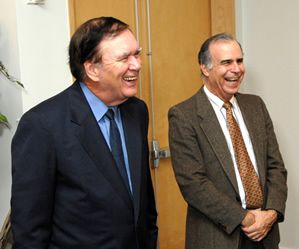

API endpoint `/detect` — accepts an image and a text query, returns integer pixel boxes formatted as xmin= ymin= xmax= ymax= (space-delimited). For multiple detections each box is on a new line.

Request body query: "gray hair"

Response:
xmin=197 ymin=33 xmax=243 ymax=79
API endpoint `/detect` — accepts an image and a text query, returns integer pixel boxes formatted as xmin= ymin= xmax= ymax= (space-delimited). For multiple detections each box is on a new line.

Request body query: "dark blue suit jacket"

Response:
xmin=11 ymin=81 xmax=158 ymax=249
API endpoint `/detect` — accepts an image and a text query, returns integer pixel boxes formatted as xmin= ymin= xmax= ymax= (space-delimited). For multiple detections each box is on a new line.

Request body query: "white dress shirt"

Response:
xmin=204 ymin=85 xmax=260 ymax=209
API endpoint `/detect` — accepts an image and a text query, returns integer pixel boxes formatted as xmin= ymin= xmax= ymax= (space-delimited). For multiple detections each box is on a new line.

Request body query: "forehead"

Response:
xmin=210 ymin=40 xmax=243 ymax=61
xmin=100 ymin=29 xmax=138 ymax=56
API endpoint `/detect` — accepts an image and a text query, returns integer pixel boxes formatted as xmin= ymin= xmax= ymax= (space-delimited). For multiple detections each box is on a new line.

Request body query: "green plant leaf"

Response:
xmin=0 ymin=114 xmax=9 ymax=127
xmin=0 ymin=61 xmax=24 ymax=88
xmin=16 ymin=80 xmax=24 ymax=88
xmin=0 ymin=61 xmax=24 ymax=127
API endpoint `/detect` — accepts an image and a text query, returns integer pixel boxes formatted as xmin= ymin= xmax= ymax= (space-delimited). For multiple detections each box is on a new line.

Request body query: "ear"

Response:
xmin=84 ymin=61 xmax=100 ymax=82
xmin=200 ymin=63 xmax=210 ymax=77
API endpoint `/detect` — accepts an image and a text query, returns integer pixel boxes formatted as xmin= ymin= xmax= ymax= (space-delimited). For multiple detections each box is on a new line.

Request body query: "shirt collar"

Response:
xmin=203 ymin=85 xmax=237 ymax=110
xmin=80 ymin=82 xmax=110 ymax=121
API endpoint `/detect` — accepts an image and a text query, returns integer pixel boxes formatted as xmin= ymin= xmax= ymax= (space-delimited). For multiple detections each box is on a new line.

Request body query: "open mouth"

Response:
xmin=225 ymin=77 xmax=239 ymax=83
xmin=123 ymin=76 xmax=137 ymax=82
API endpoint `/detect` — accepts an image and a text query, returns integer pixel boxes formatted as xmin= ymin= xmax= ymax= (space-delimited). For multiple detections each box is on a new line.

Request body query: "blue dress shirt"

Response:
xmin=80 ymin=82 xmax=133 ymax=193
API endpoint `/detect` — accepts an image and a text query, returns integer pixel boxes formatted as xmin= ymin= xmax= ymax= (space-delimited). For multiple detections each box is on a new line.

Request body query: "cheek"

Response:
xmin=241 ymin=67 xmax=245 ymax=75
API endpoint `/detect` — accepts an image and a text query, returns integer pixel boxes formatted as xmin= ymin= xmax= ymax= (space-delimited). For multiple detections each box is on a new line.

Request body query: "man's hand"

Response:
xmin=241 ymin=211 xmax=255 ymax=228
xmin=241 ymin=210 xmax=277 ymax=242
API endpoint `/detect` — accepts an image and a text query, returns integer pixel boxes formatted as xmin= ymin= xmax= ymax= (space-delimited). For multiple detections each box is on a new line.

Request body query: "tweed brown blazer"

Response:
xmin=168 ymin=86 xmax=287 ymax=249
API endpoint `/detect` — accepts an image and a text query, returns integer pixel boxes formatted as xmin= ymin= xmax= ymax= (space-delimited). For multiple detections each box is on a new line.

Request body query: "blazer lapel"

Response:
xmin=235 ymin=94 xmax=266 ymax=189
xmin=196 ymin=87 xmax=239 ymax=194
xmin=68 ymin=81 xmax=133 ymax=211
xmin=120 ymin=99 xmax=142 ymax=221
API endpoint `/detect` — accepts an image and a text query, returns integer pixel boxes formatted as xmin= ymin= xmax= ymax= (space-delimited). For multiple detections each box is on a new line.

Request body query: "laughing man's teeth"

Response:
xmin=124 ymin=77 xmax=137 ymax=82
xmin=225 ymin=78 xmax=238 ymax=82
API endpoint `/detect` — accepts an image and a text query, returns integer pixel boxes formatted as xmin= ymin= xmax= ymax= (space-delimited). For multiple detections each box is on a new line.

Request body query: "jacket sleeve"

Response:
xmin=11 ymin=110 xmax=56 ymax=249
xmin=142 ymin=101 xmax=158 ymax=249
xmin=258 ymin=97 xmax=287 ymax=221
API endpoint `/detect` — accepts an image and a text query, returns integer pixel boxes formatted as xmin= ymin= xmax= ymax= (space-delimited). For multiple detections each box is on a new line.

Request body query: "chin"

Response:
xmin=227 ymin=85 xmax=240 ymax=94
xmin=124 ymin=87 xmax=138 ymax=98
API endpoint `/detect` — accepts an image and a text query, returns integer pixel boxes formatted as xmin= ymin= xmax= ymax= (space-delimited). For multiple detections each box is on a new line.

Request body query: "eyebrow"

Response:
xmin=220 ymin=58 xmax=243 ymax=64
xmin=220 ymin=59 xmax=233 ymax=64
xmin=117 ymin=47 xmax=142 ymax=60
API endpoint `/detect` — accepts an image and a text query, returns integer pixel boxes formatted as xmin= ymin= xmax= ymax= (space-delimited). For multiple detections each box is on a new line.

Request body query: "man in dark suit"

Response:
xmin=168 ymin=33 xmax=287 ymax=249
xmin=11 ymin=17 xmax=158 ymax=249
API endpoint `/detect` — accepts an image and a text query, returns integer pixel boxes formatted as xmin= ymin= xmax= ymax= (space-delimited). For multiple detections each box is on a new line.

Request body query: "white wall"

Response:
xmin=0 ymin=0 xmax=22 ymax=226
xmin=236 ymin=1 xmax=299 ymax=248
xmin=16 ymin=0 xmax=72 ymax=113
xmin=0 ymin=0 xmax=72 ymax=225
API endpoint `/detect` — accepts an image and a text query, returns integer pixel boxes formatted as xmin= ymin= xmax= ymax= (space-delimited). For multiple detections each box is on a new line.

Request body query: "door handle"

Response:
xmin=150 ymin=139 xmax=171 ymax=168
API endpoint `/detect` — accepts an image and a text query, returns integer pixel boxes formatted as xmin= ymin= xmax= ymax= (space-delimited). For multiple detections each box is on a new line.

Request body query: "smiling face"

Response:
xmin=85 ymin=29 xmax=142 ymax=106
xmin=201 ymin=40 xmax=245 ymax=101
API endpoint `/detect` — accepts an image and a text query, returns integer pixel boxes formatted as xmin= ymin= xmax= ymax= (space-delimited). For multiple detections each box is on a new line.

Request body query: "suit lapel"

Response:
xmin=68 ymin=81 xmax=133 ymax=211
xmin=196 ymin=87 xmax=239 ymax=193
xmin=120 ymin=99 xmax=142 ymax=221
xmin=235 ymin=94 xmax=266 ymax=189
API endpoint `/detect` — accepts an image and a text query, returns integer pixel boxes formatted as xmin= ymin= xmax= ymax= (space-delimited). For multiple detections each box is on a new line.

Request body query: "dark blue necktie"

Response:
xmin=105 ymin=109 xmax=131 ymax=193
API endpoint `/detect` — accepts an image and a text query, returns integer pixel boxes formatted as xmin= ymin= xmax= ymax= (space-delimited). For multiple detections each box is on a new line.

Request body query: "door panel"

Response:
xmin=70 ymin=0 xmax=137 ymax=33
xmin=211 ymin=0 xmax=235 ymax=35
xmin=68 ymin=1 xmax=234 ymax=248
xmin=147 ymin=1 xmax=209 ymax=248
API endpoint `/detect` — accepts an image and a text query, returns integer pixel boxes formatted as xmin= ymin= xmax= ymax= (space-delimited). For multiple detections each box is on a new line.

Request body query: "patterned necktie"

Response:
xmin=223 ymin=102 xmax=263 ymax=209
xmin=105 ymin=109 xmax=131 ymax=193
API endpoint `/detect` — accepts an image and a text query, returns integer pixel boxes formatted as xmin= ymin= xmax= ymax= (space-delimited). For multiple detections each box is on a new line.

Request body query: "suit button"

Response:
xmin=236 ymin=196 xmax=241 ymax=202
xmin=218 ymin=223 xmax=228 ymax=231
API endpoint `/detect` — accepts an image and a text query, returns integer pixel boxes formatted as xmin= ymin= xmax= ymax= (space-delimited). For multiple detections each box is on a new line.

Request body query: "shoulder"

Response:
xmin=120 ymin=97 xmax=149 ymax=131
xmin=169 ymin=87 xmax=207 ymax=119
xmin=24 ymin=90 xmax=68 ymax=119
xmin=124 ymin=96 xmax=147 ymax=107
xmin=235 ymin=92 xmax=264 ymax=104
xmin=121 ymin=96 xmax=148 ymax=114
xmin=170 ymin=90 xmax=201 ymax=110
xmin=235 ymin=92 xmax=268 ymax=111
xmin=18 ymin=83 xmax=79 ymax=127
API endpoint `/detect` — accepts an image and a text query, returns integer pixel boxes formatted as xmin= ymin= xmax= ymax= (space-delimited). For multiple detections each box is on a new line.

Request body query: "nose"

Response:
xmin=231 ymin=62 xmax=241 ymax=73
xmin=129 ymin=56 xmax=142 ymax=71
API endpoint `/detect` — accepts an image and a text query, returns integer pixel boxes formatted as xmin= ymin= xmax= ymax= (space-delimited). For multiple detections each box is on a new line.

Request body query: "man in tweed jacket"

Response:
xmin=168 ymin=33 xmax=287 ymax=249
